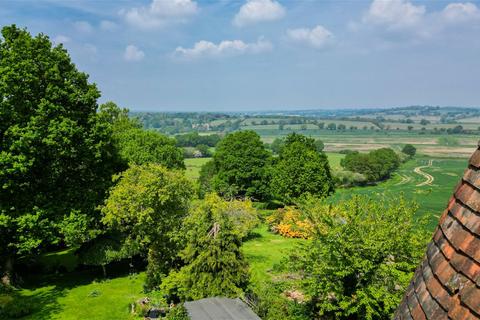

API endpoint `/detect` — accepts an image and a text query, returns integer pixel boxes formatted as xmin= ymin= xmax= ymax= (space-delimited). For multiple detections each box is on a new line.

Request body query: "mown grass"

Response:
xmin=184 ymin=157 xmax=211 ymax=180
xmin=242 ymin=225 xmax=301 ymax=284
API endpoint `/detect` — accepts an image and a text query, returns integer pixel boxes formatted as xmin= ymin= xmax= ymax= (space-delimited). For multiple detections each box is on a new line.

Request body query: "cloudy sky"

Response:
xmin=1 ymin=0 xmax=480 ymax=111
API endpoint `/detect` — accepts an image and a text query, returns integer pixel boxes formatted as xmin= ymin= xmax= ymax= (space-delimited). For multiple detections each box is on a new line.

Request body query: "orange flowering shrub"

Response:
xmin=267 ymin=207 xmax=313 ymax=239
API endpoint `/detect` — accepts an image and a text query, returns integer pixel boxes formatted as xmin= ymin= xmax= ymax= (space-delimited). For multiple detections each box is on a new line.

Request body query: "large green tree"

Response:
xmin=292 ymin=195 xmax=429 ymax=319
xmin=212 ymin=130 xmax=271 ymax=200
xmin=161 ymin=194 xmax=256 ymax=301
xmin=0 ymin=26 xmax=118 ymax=280
xmin=101 ymin=164 xmax=193 ymax=287
xmin=270 ymin=133 xmax=334 ymax=204
xmin=99 ymin=101 xmax=185 ymax=169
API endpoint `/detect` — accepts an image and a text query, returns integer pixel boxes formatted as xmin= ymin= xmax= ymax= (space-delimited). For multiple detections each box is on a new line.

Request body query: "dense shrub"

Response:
xmin=267 ymin=207 xmax=313 ymax=239
xmin=341 ymin=148 xmax=400 ymax=182
xmin=290 ymin=195 xmax=430 ymax=320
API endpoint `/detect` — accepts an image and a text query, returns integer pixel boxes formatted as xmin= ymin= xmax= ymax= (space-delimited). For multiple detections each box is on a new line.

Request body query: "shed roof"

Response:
xmin=394 ymin=142 xmax=480 ymax=319
xmin=184 ymin=297 xmax=261 ymax=320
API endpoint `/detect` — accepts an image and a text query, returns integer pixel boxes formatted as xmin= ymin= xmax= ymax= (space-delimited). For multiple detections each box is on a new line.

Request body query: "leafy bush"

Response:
xmin=290 ymin=195 xmax=430 ymax=320
xmin=333 ymin=170 xmax=367 ymax=187
xmin=401 ymin=144 xmax=416 ymax=157
xmin=166 ymin=304 xmax=189 ymax=320
xmin=267 ymin=207 xmax=313 ymax=239
xmin=341 ymin=148 xmax=400 ymax=182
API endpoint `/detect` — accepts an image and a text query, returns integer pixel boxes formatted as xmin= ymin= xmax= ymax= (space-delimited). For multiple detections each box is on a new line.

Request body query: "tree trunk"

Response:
xmin=2 ymin=256 xmax=14 ymax=286
xmin=101 ymin=264 xmax=107 ymax=278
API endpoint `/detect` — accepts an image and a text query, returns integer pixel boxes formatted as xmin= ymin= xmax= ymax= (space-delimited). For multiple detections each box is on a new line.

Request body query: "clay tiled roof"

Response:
xmin=394 ymin=143 xmax=480 ymax=320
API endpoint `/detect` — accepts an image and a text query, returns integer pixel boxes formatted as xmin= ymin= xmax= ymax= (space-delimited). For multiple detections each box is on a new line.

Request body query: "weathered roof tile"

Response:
xmin=395 ymin=144 xmax=480 ymax=319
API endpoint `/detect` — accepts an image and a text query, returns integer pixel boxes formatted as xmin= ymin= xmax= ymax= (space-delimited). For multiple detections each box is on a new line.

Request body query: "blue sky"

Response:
xmin=1 ymin=0 xmax=480 ymax=111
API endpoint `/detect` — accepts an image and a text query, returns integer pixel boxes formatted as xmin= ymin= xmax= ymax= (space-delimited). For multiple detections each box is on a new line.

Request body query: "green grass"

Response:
xmin=1 ymin=270 xmax=147 ymax=320
xmin=332 ymin=156 xmax=467 ymax=230
xmin=326 ymin=153 xmax=344 ymax=171
xmin=242 ymin=225 xmax=301 ymax=284
xmin=184 ymin=157 xmax=211 ymax=179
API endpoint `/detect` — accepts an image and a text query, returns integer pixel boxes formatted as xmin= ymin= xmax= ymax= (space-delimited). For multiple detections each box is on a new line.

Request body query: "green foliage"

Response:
xmin=269 ymin=137 xmax=284 ymax=154
xmin=212 ymin=130 xmax=271 ymax=200
xmin=114 ymin=128 xmax=185 ymax=169
xmin=270 ymin=133 xmax=335 ymax=204
xmin=292 ymin=195 xmax=429 ymax=320
xmin=401 ymin=144 xmax=416 ymax=157
xmin=101 ymin=164 xmax=194 ymax=287
xmin=0 ymin=26 xmax=119 ymax=269
xmin=166 ymin=304 xmax=189 ymax=320
xmin=341 ymin=148 xmax=400 ymax=182
xmin=198 ymin=160 xmax=216 ymax=198
xmin=161 ymin=194 xmax=256 ymax=301
xmin=249 ymin=282 xmax=310 ymax=320
xmin=175 ymin=132 xmax=221 ymax=147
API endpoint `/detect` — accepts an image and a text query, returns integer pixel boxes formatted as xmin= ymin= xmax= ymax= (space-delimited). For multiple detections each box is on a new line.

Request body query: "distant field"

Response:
xmin=184 ymin=157 xmax=211 ymax=179
xmin=332 ymin=156 xmax=467 ymax=230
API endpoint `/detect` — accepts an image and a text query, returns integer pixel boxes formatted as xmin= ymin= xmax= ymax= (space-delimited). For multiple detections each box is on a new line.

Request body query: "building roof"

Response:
xmin=184 ymin=297 xmax=261 ymax=320
xmin=394 ymin=143 xmax=480 ymax=320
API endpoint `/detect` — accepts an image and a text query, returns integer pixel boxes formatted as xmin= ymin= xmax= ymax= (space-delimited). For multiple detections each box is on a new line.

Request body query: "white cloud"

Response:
xmin=52 ymin=35 xmax=70 ymax=44
xmin=122 ymin=0 xmax=198 ymax=29
xmin=233 ymin=0 xmax=285 ymax=27
xmin=442 ymin=2 xmax=480 ymax=23
xmin=174 ymin=38 xmax=272 ymax=59
xmin=363 ymin=0 xmax=425 ymax=30
xmin=73 ymin=21 xmax=94 ymax=33
xmin=100 ymin=20 xmax=118 ymax=31
xmin=124 ymin=45 xmax=145 ymax=61
xmin=286 ymin=25 xmax=333 ymax=49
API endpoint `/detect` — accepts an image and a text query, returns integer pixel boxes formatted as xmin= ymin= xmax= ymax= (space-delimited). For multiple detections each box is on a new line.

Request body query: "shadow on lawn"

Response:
xmin=15 ymin=260 xmax=145 ymax=319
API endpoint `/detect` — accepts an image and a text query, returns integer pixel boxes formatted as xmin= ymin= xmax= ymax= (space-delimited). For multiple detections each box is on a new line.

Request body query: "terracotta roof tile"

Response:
xmin=449 ymin=201 xmax=480 ymax=235
xmin=469 ymin=149 xmax=480 ymax=168
xmin=455 ymin=182 xmax=480 ymax=213
xmin=395 ymin=144 xmax=480 ymax=319
xmin=464 ymin=168 xmax=480 ymax=188
xmin=460 ymin=282 xmax=480 ymax=316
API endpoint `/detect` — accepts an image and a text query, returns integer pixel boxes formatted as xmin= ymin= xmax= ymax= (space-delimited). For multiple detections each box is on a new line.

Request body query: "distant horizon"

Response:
xmin=128 ymin=105 xmax=480 ymax=113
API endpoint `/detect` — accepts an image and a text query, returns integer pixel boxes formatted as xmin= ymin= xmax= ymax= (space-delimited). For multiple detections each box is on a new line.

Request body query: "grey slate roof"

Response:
xmin=184 ymin=297 xmax=261 ymax=320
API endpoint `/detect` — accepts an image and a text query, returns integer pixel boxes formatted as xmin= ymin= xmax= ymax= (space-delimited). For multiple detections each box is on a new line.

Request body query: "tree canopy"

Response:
xmin=161 ymin=194 xmax=256 ymax=301
xmin=270 ymin=133 xmax=334 ymax=204
xmin=291 ymin=195 xmax=429 ymax=320
xmin=101 ymin=164 xmax=194 ymax=287
xmin=341 ymin=148 xmax=400 ymax=182
xmin=211 ymin=130 xmax=271 ymax=200
xmin=0 ymin=25 xmax=118 ymax=276
xmin=401 ymin=144 xmax=416 ymax=157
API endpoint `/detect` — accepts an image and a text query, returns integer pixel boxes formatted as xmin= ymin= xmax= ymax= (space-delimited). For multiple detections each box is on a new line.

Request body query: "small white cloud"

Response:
xmin=122 ymin=0 xmax=198 ymax=29
xmin=233 ymin=0 xmax=285 ymax=27
xmin=442 ymin=2 xmax=480 ymax=23
xmin=124 ymin=45 xmax=145 ymax=61
xmin=286 ymin=25 xmax=333 ymax=49
xmin=74 ymin=21 xmax=94 ymax=33
xmin=100 ymin=20 xmax=118 ymax=31
xmin=52 ymin=35 xmax=70 ymax=44
xmin=363 ymin=0 xmax=425 ymax=30
xmin=174 ymin=38 xmax=272 ymax=59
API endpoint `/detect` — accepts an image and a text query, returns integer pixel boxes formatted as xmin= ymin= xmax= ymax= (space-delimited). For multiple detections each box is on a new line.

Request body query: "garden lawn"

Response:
xmin=242 ymin=225 xmax=301 ymax=284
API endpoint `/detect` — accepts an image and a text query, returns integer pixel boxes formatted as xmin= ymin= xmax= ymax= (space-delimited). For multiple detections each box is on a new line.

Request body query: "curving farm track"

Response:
xmin=414 ymin=160 xmax=434 ymax=186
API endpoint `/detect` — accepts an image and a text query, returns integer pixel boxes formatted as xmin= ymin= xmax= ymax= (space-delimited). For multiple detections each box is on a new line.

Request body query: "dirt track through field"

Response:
xmin=414 ymin=160 xmax=434 ymax=186
xmin=395 ymin=174 xmax=412 ymax=186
